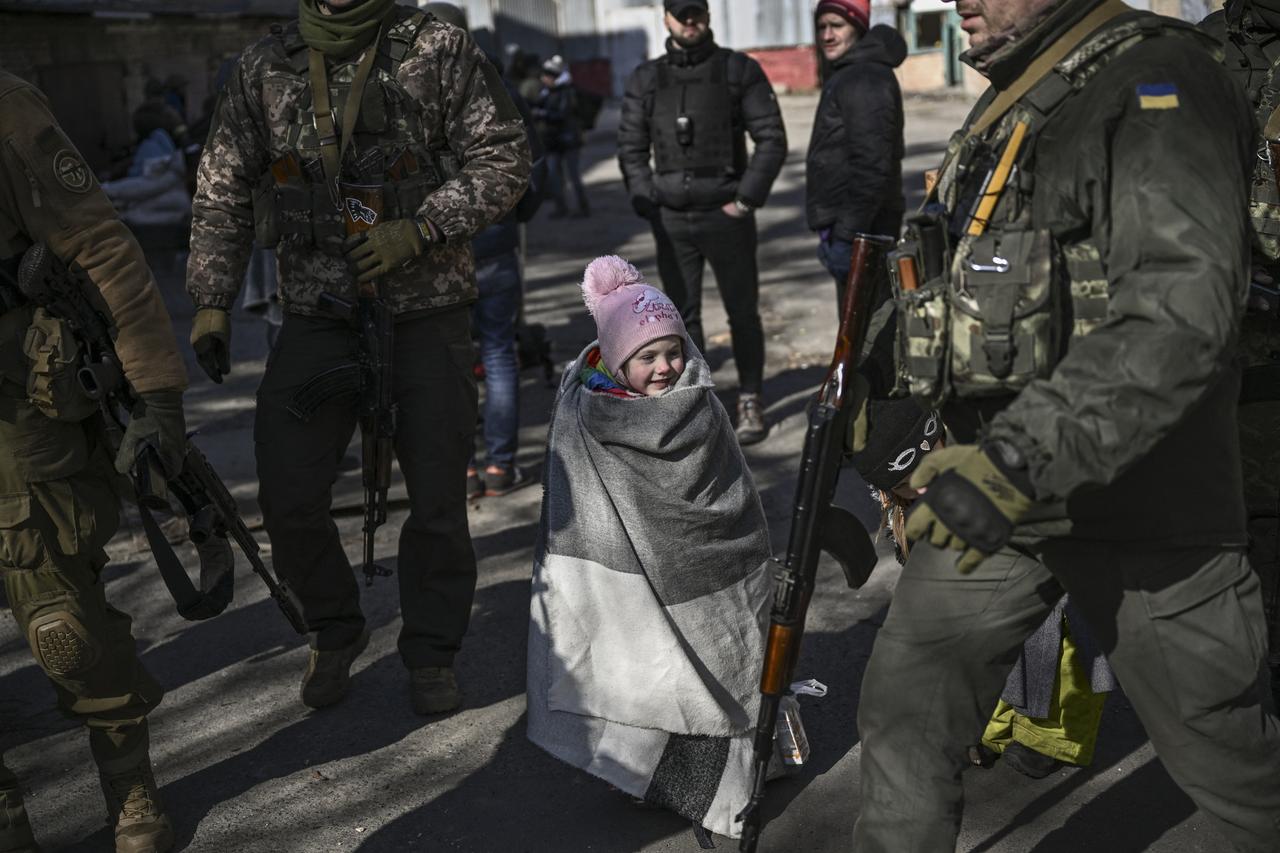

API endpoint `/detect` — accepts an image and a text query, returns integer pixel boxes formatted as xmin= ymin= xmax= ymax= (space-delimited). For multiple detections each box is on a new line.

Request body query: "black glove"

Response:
xmin=631 ymin=195 xmax=660 ymax=221
xmin=190 ymin=307 xmax=231 ymax=384
xmin=116 ymin=389 xmax=187 ymax=478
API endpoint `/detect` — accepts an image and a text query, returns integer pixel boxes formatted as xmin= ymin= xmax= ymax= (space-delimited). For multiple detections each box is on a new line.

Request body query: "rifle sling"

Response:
xmin=138 ymin=503 xmax=233 ymax=621
xmin=926 ymin=0 xmax=1130 ymax=207
xmin=309 ymin=35 xmax=381 ymax=209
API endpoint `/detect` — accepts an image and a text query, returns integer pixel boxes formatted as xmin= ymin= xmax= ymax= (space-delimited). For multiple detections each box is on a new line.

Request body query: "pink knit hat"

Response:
xmin=581 ymin=255 xmax=688 ymax=377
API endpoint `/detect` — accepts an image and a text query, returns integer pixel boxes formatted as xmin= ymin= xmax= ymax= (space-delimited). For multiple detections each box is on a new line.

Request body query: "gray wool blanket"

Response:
xmin=527 ymin=342 xmax=772 ymax=839
xmin=1002 ymin=595 xmax=1117 ymax=718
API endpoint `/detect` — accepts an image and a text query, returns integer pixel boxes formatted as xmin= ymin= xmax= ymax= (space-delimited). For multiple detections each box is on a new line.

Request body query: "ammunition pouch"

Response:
xmin=22 ymin=307 xmax=98 ymax=423
xmin=949 ymin=228 xmax=1062 ymax=397
xmin=253 ymin=161 xmax=441 ymax=250
xmin=890 ymin=224 xmax=1066 ymax=405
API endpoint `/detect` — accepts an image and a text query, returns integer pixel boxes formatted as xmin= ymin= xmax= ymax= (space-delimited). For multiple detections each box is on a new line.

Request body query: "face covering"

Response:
xmin=298 ymin=0 xmax=398 ymax=59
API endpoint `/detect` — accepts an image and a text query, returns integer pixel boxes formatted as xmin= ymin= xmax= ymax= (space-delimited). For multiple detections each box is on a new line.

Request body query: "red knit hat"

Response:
xmin=815 ymin=0 xmax=870 ymax=33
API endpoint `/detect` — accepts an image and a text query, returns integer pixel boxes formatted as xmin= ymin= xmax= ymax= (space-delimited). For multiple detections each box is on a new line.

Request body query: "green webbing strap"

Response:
xmin=924 ymin=0 xmax=1130 ymax=208
xmin=309 ymin=34 xmax=381 ymax=209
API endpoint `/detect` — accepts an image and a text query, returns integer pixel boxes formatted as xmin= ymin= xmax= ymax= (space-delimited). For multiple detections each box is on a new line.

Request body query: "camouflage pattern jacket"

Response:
xmin=187 ymin=9 xmax=531 ymax=317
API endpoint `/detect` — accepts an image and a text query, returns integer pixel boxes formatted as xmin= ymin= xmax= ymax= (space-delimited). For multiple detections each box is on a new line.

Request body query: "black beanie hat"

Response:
xmin=849 ymin=398 xmax=941 ymax=491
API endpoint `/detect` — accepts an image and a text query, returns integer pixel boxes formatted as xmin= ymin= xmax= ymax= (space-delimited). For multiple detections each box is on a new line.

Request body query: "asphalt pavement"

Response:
xmin=0 ymin=92 xmax=1224 ymax=853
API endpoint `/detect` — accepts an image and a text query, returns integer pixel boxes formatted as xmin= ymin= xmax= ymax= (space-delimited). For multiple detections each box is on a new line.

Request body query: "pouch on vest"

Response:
xmin=22 ymin=307 xmax=98 ymax=423
xmin=889 ymin=212 xmax=951 ymax=406
xmin=949 ymin=228 xmax=1062 ymax=397
xmin=1255 ymin=104 xmax=1280 ymax=263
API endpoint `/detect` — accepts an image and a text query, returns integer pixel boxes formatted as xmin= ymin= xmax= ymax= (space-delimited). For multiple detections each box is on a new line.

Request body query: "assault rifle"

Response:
xmin=286 ymin=286 xmax=396 ymax=586
xmin=15 ymin=244 xmax=307 ymax=634
xmin=737 ymin=234 xmax=893 ymax=852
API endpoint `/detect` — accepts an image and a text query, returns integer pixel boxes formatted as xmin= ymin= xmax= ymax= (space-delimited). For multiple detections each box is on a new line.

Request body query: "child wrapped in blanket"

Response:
xmin=527 ymin=256 xmax=775 ymax=841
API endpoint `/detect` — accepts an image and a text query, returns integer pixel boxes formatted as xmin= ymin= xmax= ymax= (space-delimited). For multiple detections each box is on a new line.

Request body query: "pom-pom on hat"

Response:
xmin=581 ymin=255 xmax=689 ymax=378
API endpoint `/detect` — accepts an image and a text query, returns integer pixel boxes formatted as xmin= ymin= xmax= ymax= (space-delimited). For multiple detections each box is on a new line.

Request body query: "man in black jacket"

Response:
xmin=806 ymin=0 xmax=906 ymax=308
xmin=617 ymin=0 xmax=787 ymax=445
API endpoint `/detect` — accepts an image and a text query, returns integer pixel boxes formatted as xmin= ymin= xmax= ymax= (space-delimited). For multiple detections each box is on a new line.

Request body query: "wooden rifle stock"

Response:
xmin=737 ymin=233 xmax=894 ymax=853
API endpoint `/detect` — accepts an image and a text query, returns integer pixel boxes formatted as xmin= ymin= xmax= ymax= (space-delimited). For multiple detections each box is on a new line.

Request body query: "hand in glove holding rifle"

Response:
xmin=115 ymin=389 xmax=187 ymax=477
xmin=343 ymin=218 xmax=438 ymax=283
xmin=904 ymin=442 xmax=1036 ymax=573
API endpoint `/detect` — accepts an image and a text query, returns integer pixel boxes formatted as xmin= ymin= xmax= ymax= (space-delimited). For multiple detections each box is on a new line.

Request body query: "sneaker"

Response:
xmin=735 ymin=393 xmax=767 ymax=445
xmin=99 ymin=757 xmax=173 ymax=853
xmin=409 ymin=666 xmax=461 ymax=715
xmin=483 ymin=465 xmax=531 ymax=497
xmin=1001 ymin=741 xmax=1063 ymax=779
xmin=300 ymin=627 xmax=370 ymax=709
xmin=466 ymin=467 xmax=483 ymax=500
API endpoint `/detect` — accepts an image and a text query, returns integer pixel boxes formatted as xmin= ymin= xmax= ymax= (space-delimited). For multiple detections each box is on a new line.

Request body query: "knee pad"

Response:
xmin=27 ymin=609 xmax=100 ymax=677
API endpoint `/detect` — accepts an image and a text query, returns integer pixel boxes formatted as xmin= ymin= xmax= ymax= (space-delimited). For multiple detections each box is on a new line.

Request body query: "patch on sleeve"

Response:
xmin=1136 ymin=83 xmax=1179 ymax=110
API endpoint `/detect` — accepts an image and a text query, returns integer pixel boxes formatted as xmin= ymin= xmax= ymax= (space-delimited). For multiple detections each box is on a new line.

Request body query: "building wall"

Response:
xmin=0 ymin=12 xmax=285 ymax=169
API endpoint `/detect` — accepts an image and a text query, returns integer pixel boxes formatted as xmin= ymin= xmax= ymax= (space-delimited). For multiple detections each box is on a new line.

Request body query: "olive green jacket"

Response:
xmin=943 ymin=0 xmax=1254 ymax=542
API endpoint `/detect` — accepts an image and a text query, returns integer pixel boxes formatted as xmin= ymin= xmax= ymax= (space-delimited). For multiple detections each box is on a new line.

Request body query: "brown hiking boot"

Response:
xmin=300 ymin=627 xmax=370 ymax=709
xmin=99 ymin=758 xmax=173 ymax=853
xmin=0 ymin=777 xmax=39 ymax=853
xmin=735 ymin=393 xmax=767 ymax=445
xmin=409 ymin=666 xmax=461 ymax=715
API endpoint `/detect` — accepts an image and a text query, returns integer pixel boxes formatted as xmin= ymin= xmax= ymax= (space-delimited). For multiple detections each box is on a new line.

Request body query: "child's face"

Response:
xmin=622 ymin=336 xmax=685 ymax=396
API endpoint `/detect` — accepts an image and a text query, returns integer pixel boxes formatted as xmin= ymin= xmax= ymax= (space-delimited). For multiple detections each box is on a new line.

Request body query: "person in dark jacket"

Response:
xmin=805 ymin=0 xmax=906 ymax=307
xmin=533 ymin=55 xmax=589 ymax=219
xmin=850 ymin=0 xmax=1280 ymax=848
xmin=617 ymin=0 xmax=787 ymax=445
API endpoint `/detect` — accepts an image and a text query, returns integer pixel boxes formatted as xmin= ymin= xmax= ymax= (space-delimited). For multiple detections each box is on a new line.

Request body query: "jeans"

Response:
xmin=817 ymin=235 xmax=854 ymax=310
xmin=470 ymin=251 xmax=521 ymax=469
xmin=546 ymin=146 xmax=588 ymax=215
xmin=651 ymin=206 xmax=764 ymax=394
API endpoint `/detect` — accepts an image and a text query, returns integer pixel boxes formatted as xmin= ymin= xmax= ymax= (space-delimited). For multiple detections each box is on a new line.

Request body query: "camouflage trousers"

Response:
xmin=1239 ymin=398 xmax=1280 ymax=701
xmin=0 ymin=400 xmax=162 ymax=834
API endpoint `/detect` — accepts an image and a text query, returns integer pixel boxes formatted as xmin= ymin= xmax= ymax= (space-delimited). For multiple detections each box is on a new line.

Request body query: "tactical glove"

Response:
xmin=904 ymin=443 xmax=1034 ymax=573
xmin=343 ymin=219 xmax=431 ymax=283
xmin=116 ymin=389 xmax=187 ymax=478
xmin=190 ymin=307 xmax=231 ymax=384
xmin=630 ymin=195 xmax=660 ymax=221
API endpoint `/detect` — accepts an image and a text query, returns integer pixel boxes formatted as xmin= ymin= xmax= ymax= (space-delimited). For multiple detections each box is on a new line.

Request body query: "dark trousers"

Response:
xmin=852 ymin=538 xmax=1280 ymax=852
xmin=651 ymin=206 xmax=764 ymax=394
xmin=255 ymin=308 xmax=479 ymax=668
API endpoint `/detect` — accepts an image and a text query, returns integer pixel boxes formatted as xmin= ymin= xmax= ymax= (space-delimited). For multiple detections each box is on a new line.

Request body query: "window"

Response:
xmin=912 ymin=10 xmax=946 ymax=52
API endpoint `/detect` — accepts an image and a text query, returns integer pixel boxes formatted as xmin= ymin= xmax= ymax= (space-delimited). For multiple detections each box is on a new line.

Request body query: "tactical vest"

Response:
xmin=651 ymin=50 xmax=736 ymax=174
xmin=1222 ymin=11 xmax=1280 ymax=263
xmin=253 ymin=9 xmax=447 ymax=250
xmin=890 ymin=13 xmax=1213 ymax=406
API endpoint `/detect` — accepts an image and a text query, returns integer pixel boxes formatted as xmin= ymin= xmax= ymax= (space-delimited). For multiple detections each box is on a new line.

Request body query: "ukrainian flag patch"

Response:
xmin=1136 ymin=83 xmax=1179 ymax=110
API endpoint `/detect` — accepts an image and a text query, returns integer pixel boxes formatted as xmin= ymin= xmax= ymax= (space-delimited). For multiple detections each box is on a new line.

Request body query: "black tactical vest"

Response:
xmin=651 ymin=50 xmax=736 ymax=174
xmin=254 ymin=9 xmax=447 ymax=249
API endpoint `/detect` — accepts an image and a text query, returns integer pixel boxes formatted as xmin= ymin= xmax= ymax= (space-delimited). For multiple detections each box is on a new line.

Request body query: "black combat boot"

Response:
xmin=300 ymin=627 xmax=370 ymax=709
xmin=409 ymin=666 xmax=461 ymax=715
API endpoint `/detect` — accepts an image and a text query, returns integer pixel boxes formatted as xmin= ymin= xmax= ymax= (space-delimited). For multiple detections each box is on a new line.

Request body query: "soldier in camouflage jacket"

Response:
xmin=186 ymin=0 xmax=530 ymax=715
